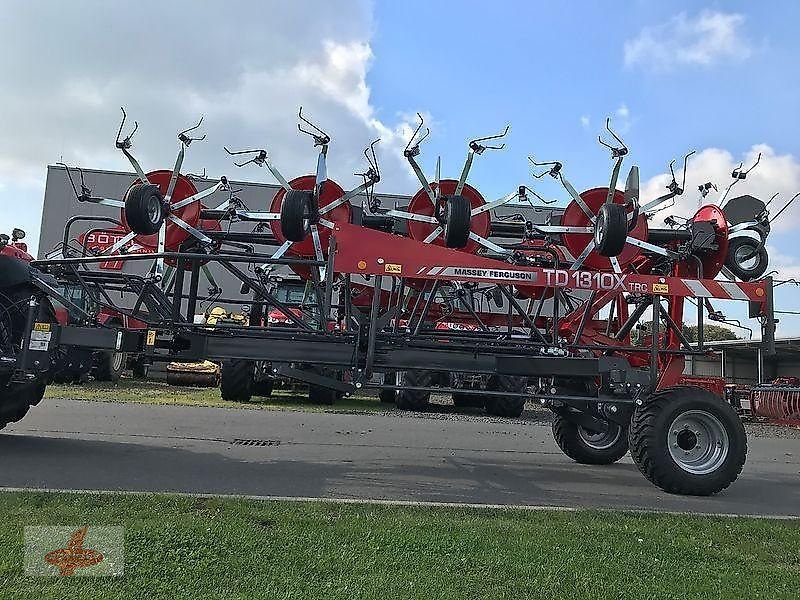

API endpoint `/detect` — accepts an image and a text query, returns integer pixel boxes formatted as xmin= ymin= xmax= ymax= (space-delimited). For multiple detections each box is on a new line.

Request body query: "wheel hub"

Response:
xmin=668 ymin=410 xmax=729 ymax=474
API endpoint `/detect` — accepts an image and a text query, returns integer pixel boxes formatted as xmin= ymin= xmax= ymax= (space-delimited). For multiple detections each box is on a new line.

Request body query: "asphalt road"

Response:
xmin=2 ymin=399 xmax=798 ymax=516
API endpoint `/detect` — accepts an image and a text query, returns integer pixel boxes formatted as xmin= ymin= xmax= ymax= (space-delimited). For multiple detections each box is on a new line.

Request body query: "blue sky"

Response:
xmin=0 ymin=1 xmax=798 ymax=335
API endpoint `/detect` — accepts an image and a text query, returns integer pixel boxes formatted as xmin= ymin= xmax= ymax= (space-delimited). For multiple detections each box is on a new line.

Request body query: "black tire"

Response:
xmin=379 ymin=372 xmax=397 ymax=404
xmin=552 ymin=413 xmax=629 ymax=465
xmin=1 ymin=381 xmax=46 ymax=430
xmin=396 ymin=370 xmax=433 ymax=411
xmin=131 ymin=356 xmax=148 ymax=379
xmin=252 ymin=378 xmax=274 ymax=398
xmin=220 ymin=360 xmax=254 ymax=402
xmin=629 ymin=386 xmax=747 ymax=496
xmin=594 ymin=203 xmax=628 ymax=257
xmin=280 ymin=189 xmax=313 ymax=242
xmin=308 ymin=384 xmax=336 ymax=405
xmin=0 ymin=285 xmax=53 ymax=430
xmin=452 ymin=392 xmax=484 ymax=408
xmin=124 ymin=183 xmax=165 ymax=236
xmin=94 ymin=350 xmax=125 ymax=382
xmin=443 ymin=195 xmax=471 ymax=248
xmin=484 ymin=375 xmax=527 ymax=417
xmin=725 ymin=237 xmax=769 ymax=281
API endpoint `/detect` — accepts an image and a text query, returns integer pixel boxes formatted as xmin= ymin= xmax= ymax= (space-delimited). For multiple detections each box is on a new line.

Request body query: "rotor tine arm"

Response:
xmin=422 ymin=226 xmax=443 ymax=243
xmin=559 ymin=173 xmax=596 ymax=222
xmin=570 ymin=240 xmax=596 ymax=270
xmin=101 ymin=230 xmax=137 ymax=256
xmin=168 ymin=214 xmax=212 ymax=245
xmin=467 ymin=231 xmax=512 ymax=255
xmin=471 ymin=190 xmax=519 ymax=216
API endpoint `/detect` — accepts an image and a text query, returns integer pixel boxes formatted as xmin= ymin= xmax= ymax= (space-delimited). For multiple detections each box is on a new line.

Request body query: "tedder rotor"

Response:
xmin=0 ymin=110 xmax=786 ymax=497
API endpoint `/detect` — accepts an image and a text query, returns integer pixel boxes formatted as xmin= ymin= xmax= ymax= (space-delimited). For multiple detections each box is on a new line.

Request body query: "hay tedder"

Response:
xmin=0 ymin=108 xmax=788 ymax=496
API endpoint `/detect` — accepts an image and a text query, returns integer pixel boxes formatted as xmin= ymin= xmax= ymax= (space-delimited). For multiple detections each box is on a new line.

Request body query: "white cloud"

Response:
xmin=0 ymin=0 xmax=422 ymax=253
xmin=624 ymin=11 xmax=752 ymax=71
xmin=640 ymin=144 xmax=800 ymax=231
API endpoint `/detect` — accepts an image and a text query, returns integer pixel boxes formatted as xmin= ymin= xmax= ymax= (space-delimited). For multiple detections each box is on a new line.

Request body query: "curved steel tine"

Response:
xmin=528 ymin=156 xmax=562 ymax=179
xmin=297 ymin=106 xmax=330 ymax=146
xmin=404 ymin=113 xmax=430 ymax=157
xmin=178 ymin=116 xmax=205 ymax=143
xmin=771 ymin=191 xmax=800 ymax=223
xmin=469 ymin=124 xmax=510 ymax=153
xmin=680 ymin=150 xmax=695 ymax=190
xmin=598 ymin=117 xmax=627 ymax=155
xmin=224 ymin=146 xmax=267 ymax=168
xmin=115 ymin=107 xmax=138 ymax=149
xmin=519 ymin=185 xmax=558 ymax=205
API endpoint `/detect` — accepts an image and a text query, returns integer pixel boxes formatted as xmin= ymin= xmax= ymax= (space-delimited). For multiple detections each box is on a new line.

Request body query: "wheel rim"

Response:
xmin=667 ymin=410 xmax=729 ymax=474
xmin=578 ymin=423 xmax=621 ymax=450
xmin=734 ymin=244 xmax=759 ymax=271
xmin=147 ymin=195 xmax=162 ymax=225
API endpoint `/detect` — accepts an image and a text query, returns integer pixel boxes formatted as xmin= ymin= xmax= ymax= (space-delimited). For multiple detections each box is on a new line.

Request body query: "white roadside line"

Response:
xmin=1 ymin=486 xmax=798 ymax=520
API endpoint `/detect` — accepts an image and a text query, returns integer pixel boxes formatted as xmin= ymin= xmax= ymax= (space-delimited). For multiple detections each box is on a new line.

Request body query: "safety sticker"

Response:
xmin=652 ymin=283 xmax=669 ymax=294
xmin=33 ymin=322 xmax=51 ymax=332
xmin=146 ymin=330 xmax=156 ymax=346
xmin=384 ymin=263 xmax=402 ymax=274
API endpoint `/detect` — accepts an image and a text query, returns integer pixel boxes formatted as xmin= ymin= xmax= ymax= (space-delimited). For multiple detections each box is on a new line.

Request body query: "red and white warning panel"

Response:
xmin=332 ymin=221 xmax=769 ymax=304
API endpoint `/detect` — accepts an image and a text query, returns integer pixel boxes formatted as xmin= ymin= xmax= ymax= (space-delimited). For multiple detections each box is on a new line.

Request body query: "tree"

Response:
xmin=682 ymin=324 xmax=739 ymax=343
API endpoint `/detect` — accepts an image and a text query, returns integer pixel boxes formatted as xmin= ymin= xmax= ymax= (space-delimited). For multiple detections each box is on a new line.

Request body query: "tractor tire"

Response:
xmin=725 ymin=237 xmax=769 ymax=281
xmin=131 ymin=356 xmax=148 ymax=379
xmin=308 ymin=384 xmax=336 ymax=405
xmin=0 ymin=285 xmax=54 ymax=430
xmin=124 ymin=183 xmax=166 ymax=235
xmin=220 ymin=360 xmax=254 ymax=402
xmin=379 ymin=372 xmax=397 ymax=403
xmin=594 ymin=203 xmax=628 ymax=257
xmin=280 ymin=189 xmax=313 ymax=242
xmin=552 ymin=413 xmax=629 ymax=465
xmin=452 ymin=392 xmax=484 ymax=408
xmin=94 ymin=350 xmax=125 ymax=382
xmin=252 ymin=378 xmax=275 ymax=398
xmin=396 ymin=370 xmax=433 ymax=411
xmin=628 ymin=386 xmax=747 ymax=496
xmin=443 ymin=195 xmax=471 ymax=248
xmin=0 ymin=380 xmax=46 ymax=430
xmin=484 ymin=375 xmax=527 ymax=418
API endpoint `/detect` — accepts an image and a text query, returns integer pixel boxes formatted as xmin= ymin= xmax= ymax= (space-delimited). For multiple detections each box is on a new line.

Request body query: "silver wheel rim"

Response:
xmin=668 ymin=410 xmax=729 ymax=474
xmin=734 ymin=244 xmax=759 ymax=270
xmin=578 ymin=423 xmax=621 ymax=450
xmin=147 ymin=196 xmax=162 ymax=224
xmin=112 ymin=352 xmax=124 ymax=371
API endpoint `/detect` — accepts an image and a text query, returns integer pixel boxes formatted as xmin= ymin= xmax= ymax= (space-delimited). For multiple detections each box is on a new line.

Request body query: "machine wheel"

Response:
xmin=252 ymin=378 xmax=274 ymax=398
xmin=629 ymin=386 xmax=747 ymax=496
xmin=0 ymin=285 xmax=54 ymax=430
xmin=484 ymin=375 xmax=527 ymax=418
xmin=220 ymin=360 xmax=254 ymax=402
xmin=379 ymin=372 xmax=397 ymax=403
xmin=308 ymin=384 xmax=336 ymax=405
xmin=594 ymin=203 xmax=628 ymax=257
xmin=131 ymin=356 xmax=148 ymax=379
xmin=124 ymin=183 xmax=165 ymax=235
xmin=725 ymin=237 xmax=769 ymax=281
xmin=443 ymin=195 xmax=471 ymax=248
xmin=452 ymin=392 xmax=484 ymax=408
xmin=0 ymin=381 xmax=46 ymax=430
xmin=396 ymin=370 xmax=433 ymax=411
xmin=94 ymin=350 xmax=125 ymax=382
xmin=552 ymin=413 xmax=629 ymax=465
xmin=280 ymin=189 xmax=313 ymax=242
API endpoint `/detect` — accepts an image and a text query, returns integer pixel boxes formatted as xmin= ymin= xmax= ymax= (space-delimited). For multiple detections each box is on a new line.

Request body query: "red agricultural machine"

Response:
xmin=0 ymin=108 xmax=787 ymax=496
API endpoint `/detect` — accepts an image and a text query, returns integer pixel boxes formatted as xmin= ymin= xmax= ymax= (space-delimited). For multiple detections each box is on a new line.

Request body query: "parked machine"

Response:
xmin=0 ymin=108 xmax=788 ymax=496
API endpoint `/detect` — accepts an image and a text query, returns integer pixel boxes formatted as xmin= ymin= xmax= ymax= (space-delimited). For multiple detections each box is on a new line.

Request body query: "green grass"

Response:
xmin=0 ymin=491 xmax=798 ymax=599
xmin=44 ymin=379 xmax=386 ymax=413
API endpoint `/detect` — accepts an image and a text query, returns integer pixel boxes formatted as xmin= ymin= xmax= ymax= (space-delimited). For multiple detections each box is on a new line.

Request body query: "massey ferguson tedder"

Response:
xmin=1 ymin=108 xmax=792 ymax=496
